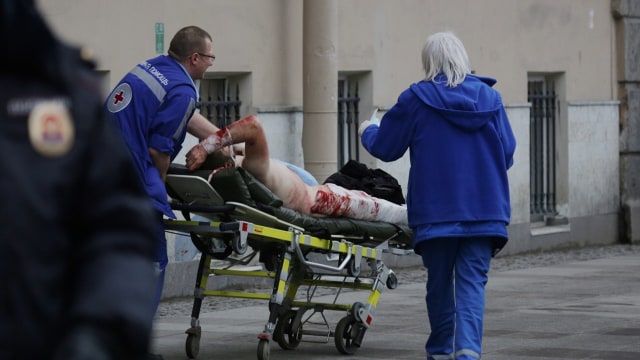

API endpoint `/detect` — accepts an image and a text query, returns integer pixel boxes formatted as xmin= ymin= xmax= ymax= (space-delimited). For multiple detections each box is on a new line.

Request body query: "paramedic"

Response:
xmin=358 ymin=31 xmax=516 ymax=360
xmin=184 ymin=115 xmax=408 ymax=224
xmin=0 ymin=0 xmax=158 ymax=359
xmin=104 ymin=25 xmax=218 ymax=343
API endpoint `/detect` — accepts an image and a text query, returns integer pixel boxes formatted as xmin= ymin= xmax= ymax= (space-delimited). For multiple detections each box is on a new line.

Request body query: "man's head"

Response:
xmin=168 ymin=26 xmax=214 ymax=80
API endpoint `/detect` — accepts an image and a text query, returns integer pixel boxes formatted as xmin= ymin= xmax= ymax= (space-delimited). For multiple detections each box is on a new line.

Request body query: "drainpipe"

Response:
xmin=302 ymin=0 xmax=338 ymax=183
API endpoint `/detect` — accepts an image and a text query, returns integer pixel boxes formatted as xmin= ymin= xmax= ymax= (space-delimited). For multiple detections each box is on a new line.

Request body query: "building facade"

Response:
xmin=37 ymin=0 xmax=633 ymax=281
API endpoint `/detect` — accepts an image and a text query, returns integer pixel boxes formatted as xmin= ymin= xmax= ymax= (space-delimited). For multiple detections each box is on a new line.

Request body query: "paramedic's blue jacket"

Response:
xmin=105 ymin=55 xmax=198 ymax=218
xmin=361 ymin=74 xmax=516 ymax=252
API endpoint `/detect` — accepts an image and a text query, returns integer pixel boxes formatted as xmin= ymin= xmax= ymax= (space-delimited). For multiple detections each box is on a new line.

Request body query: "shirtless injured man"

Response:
xmin=185 ymin=115 xmax=408 ymax=225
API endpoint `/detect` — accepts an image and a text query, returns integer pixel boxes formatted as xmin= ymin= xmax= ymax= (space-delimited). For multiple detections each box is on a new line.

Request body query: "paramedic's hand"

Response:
xmin=358 ymin=108 xmax=380 ymax=136
xmin=185 ymin=143 xmax=208 ymax=171
xmin=358 ymin=120 xmax=373 ymax=136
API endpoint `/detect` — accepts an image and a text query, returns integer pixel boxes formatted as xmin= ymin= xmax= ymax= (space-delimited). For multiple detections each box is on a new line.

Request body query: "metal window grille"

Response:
xmin=337 ymin=79 xmax=360 ymax=166
xmin=528 ymin=79 xmax=557 ymax=221
xmin=197 ymin=79 xmax=242 ymax=128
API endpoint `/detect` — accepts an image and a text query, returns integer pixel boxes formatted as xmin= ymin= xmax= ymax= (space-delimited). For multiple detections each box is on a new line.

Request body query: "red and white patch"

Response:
xmin=106 ymin=83 xmax=132 ymax=113
xmin=28 ymin=101 xmax=74 ymax=157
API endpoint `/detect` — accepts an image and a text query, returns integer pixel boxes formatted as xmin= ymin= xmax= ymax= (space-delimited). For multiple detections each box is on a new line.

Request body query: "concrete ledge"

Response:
xmin=503 ymin=212 xmax=619 ymax=256
xmin=162 ymin=260 xmax=199 ymax=299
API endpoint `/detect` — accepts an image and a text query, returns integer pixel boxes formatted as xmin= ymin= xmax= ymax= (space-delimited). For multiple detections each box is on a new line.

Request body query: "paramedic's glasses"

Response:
xmin=198 ymin=53 xmax=216 ymax=61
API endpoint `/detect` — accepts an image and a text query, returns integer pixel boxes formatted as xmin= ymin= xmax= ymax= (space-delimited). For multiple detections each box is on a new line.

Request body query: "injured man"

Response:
xmin=185 ymin=115 xmax=408 ymax=225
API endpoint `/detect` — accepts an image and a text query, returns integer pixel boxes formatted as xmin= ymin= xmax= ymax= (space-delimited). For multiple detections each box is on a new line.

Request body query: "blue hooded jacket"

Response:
xmin=361 ymin=74 xmax=516 ymax=251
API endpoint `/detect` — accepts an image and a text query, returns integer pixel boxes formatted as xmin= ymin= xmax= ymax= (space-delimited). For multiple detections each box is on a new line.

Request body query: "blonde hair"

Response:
xmin=421 ymin=31 xmax=470 ymax=88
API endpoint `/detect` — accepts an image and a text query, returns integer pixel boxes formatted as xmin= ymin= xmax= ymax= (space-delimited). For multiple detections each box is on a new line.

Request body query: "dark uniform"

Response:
xmin=0 ymin=1 xmax=158 ymax=359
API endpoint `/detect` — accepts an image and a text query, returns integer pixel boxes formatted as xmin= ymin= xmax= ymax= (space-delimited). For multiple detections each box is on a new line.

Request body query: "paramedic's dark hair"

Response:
xmin=168 ymin=26 xmax=213 ymax=60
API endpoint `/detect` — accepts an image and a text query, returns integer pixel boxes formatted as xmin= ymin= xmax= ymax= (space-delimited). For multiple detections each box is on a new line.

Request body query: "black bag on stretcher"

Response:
xmin=324 ymin=159 xmax=406 ymax=205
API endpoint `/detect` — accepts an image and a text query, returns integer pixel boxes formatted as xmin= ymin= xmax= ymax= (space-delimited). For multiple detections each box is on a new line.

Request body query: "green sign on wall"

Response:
xmin=155 ymin=23 xmax=164 ymax=54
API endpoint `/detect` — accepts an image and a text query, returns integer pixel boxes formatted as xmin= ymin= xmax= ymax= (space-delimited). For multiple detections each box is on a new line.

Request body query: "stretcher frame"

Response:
xmin=164 ymin=172 xmax=413 ymax=360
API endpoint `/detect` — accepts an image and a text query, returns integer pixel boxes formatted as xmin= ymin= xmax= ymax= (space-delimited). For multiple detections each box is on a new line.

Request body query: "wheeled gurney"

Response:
xmin=164 ymin=165 xmax=414 ymax=360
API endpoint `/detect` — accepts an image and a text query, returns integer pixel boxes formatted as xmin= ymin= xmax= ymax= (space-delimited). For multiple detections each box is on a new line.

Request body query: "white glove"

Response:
xmin=358 ymin=108 xmax=380 ymax=136
xmin=369 ymin=108 xmax=380 ymax=125
xmin=358 ymin=120 xmax=373 ymax=136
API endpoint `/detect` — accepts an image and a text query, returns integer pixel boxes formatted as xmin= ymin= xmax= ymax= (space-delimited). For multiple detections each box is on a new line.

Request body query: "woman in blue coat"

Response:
xmin=359 ymin=31 xmax=516 ymax=360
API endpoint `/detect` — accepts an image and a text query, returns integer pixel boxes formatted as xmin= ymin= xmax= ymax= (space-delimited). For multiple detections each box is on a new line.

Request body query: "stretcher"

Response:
xmin=164 ymin=165 xmax=414 ymax=360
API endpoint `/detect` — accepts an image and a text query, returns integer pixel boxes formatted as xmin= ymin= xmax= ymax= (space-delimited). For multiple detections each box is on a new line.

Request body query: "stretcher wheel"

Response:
xmin=386 ymin=272 xmax=398 ymax=289
xmin=350 ymin=302 xmax=364 ymax=322
xmin=257 ymin=339 xmax=270 ymax=360
xmin=348 ymin=258 xmax=361 ymax=277
xmin=232 ymin=235 xmax=248 ymax=255
xmin=185 ymin=333 xmax=200 ymax=358
xmin=334 ymin=315 xmax=360 ymax=355
xmin=274 ymin=311 xmax=302 ymax=350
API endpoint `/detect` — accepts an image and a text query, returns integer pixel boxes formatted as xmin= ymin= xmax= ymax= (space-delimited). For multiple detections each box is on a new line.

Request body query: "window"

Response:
xmin=337 ymin=78 xmax=360 ymax=166
xmin=528 ymin=77 xmax=558 ymax=222
xmin=198 ymin=78 xmax=242 ymax=128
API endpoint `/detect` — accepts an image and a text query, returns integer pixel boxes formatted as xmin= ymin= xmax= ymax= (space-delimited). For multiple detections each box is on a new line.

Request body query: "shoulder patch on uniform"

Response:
xmin=107 ymin=82 xmax=132 ymax=113
xmin=28 ymin=101 xmax=75 ymax=157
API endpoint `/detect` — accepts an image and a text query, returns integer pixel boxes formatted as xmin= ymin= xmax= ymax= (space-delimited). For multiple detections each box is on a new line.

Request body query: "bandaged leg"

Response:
xmin=310 ymin=183 xmax=407 ymax=224
xmin=200 ymin=128 xmax=233 ymax=154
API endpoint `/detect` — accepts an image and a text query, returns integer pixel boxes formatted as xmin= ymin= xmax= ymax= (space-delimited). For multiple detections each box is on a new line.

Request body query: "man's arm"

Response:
xmin=185 ymin=112 xmax=219 ymax=170
xmin=187 ymin=112 xmax=220 ymax=139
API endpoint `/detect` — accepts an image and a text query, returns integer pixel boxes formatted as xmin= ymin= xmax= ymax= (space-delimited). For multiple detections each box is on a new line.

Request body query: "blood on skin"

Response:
xmin=201 ymin=128 xmax=232 ymax=154
xmin=310 ymin=184 xmax=380 ymax=221
xmin=310 ymin=186 xmax=347 ymax=217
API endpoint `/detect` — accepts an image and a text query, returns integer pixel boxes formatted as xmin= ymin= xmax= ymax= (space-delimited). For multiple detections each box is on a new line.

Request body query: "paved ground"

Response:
xmin=151 ymin=244 xmax=640 ymax=359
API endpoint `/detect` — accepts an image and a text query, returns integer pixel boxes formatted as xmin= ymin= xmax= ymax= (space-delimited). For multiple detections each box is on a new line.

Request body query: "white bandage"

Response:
xmin=311 ymin=183 xmax=407 ymax=225
xmin=200 ymin=129 xmax=232 ymax=154
xmin=199 ymin=141 xmax=214 ymax=154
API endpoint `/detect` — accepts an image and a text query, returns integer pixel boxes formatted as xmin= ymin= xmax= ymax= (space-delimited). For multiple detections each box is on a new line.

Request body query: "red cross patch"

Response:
xmin=106 ymin=83 xmax=132 ymax=113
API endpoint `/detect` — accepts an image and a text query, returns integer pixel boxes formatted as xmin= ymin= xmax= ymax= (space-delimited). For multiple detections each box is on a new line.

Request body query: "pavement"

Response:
xmin=150 ymin=248 xmax=640 ymax=360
